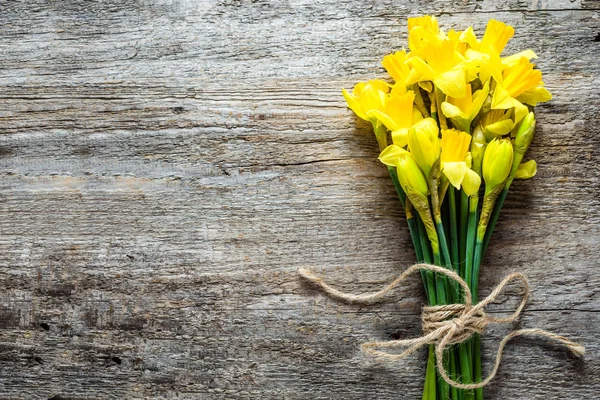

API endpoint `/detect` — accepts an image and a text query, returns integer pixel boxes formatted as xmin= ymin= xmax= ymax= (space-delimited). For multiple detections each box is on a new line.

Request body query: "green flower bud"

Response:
xmin=482 ymin=139 xmax=513 ymax=194
xmin=397 ymin=155 xmax=429 ymax=197
xmin=470 ymin=125 xmax=487 ymax=176
xmin=514 ymin=112 xmax=536 ymax=154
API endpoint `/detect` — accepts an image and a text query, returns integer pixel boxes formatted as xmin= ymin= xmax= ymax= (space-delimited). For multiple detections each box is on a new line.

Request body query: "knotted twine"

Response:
xmin=298 ymin=263 xmax=584 ymax=389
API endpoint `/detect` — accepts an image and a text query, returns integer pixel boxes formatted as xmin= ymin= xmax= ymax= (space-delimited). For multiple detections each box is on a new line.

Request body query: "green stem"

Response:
xmin=481 ymin=186 xmax=509 ymax=257
xmin=449 ymin=349 xmax=459 ymax=400
xmin=387 ymin=166 xmax=407 ymax=207
xmin=459 ymin=341 xmax=474 ymax=400
xmin=464 ymin=197 xmax=479 ymax=293
xmin=423 ymin=345 xmax=437 ymax=400
xmin=459 ymin=191 xmax=469 ymax=278
xmin=473 ymin=335 xmax=483 ymax=400
xmin=435 ymin=220 xmax=459 ymax=303
xmin=449 ymin=188 xmax=460 ymax=275
xmin=388 ymin=166 xmax=438 ymax=399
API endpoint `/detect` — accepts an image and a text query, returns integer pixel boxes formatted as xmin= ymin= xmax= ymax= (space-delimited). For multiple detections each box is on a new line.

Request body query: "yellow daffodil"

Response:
xmin=342 ymin=80 xmax=391 ymax=149
xmin=407 ymin=118 xmax=440 ymax=178
xmin=482 ymin=138 xmax=513 ymax=194
xmin=491 ymin=57 xmax=551 ymax=123
xmin=367 ymin=89 xmax=424 ymax=147
xmin=382 ymin=50 xmax=419 ymax=89
xmin=408 ymin=37 xmax=477 ymax=98
xmin=479 ymin=19 xmax=514 ymax=56
xmin=441 ymin=81 xmax=490 ymax=133
xmin=342 ymin=80 xmax=389 ymax=122
xmin=440 ymin=129 xmax=481 ymax=195
xmin=462 ymin=20 xmax=514 ymax=85
xmin=408 ymin=15 xmax=441 ymax=55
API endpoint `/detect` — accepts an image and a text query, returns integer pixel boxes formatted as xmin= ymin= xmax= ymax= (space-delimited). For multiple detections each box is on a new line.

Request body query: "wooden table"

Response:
xmin=1 ymin=1 xmax=598 ymax=398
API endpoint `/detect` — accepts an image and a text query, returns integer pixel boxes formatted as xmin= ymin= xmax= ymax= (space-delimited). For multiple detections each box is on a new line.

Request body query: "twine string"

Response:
xmin=298 ymin=263 xmax=584 ymax=389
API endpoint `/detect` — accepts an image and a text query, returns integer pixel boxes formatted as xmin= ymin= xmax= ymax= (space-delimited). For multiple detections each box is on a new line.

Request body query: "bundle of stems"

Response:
xmin=342 ymin=16 xmax=550 ymax=400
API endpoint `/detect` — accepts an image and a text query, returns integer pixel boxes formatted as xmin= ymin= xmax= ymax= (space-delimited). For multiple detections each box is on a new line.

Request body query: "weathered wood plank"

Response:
xmin=0 ymin=1 xmax=598 ymax=399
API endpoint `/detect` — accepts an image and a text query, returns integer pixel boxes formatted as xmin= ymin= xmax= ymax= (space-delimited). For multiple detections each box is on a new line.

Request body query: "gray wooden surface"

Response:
xmin=0 ymin=1 xmax=599 ymax=399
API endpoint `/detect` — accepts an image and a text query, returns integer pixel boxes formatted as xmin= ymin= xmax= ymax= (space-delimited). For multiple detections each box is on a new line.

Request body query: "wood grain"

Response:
xmin=0 ymin=1 xmax=599 ymax=398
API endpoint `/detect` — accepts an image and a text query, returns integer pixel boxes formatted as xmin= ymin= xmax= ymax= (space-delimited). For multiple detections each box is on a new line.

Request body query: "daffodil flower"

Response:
xmin=441 ymin=81 xmax=490 ymax=133
xmin=342 ymin=79 xmax=391 ymax=149
xmin=492 ymin=57 xmax=552 ymax=123
xmin=440 ymin=129 xmax=481 ymax=196
xmin=408 ymin=37 xmax=478 ymax=98
xmin=382 ymin=50 xmax=420 ymax=89
xmin=366 ymin=89 xmax=424 ymax=147
xmin=342 ymin=80 xmax=390 ymax=122
xmin=407 ymin=15 xmax=441 ymax=55
xmin=461 ymin=20 xmax=514 ymax=85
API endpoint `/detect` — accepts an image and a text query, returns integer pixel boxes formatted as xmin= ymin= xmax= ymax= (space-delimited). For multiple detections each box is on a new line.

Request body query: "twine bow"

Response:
xmin=298 ymin=263 xmax=584 ymax=389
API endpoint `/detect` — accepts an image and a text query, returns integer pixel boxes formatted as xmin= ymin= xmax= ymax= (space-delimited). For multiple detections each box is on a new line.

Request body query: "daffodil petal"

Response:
xmin=513 ymin=100 xmax=529 ymax=125
xmin=517 ymin=86 xmax=552 ymax=106
xmin=367 ymin=109 xmax=399 ymax=131
xmin=491 ymin=84 xmax=517 ymax=110
xmin=485 ymin=119 xmax=514 ymax=137
xmin=462 ymin=168 xmax=482 ymax=196
xmin=469 ymin=80 xmax=490 ymax=120
xmin=434 ymin=68 xmax=467 ymax=98
xmin=379 ymin=144 xmax=411 ymax=166
xmin=514 ymin=159 xmax=537 ymax=179
xmin=443 ymin=161 xmax=468 ymax=189
xmin=342 ymin=88 xmax=366 ymax=120
xmin=392 ymin=128 xmax=410 ymax=147
xmin=441 ymin=101 xmax=464 ymax=119
xmin=502 ymin=50 xmax=537 ymax=67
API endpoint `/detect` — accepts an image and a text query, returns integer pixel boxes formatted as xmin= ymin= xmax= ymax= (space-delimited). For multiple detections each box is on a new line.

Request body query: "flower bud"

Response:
xmin=470 ymin=125 xmax=486 ymax=175
xmin=482 ymin=139 xmax=513 ymax=194
xmin=396 ymin=155 xmax=429 ymax=197
xmin=514 ymin=111 xmax=536 ymax=154
xmin=407 ymin=118 xmax=440 ymax=178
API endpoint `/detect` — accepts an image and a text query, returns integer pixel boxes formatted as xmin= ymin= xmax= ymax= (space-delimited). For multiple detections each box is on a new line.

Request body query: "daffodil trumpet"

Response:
xmin=342 ymin=16 xmax=550 ymax=400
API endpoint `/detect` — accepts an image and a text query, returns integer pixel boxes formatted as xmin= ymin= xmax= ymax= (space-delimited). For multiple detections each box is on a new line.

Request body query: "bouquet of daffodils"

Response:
xmin=342 ymin=16 xmax=551 ymax=400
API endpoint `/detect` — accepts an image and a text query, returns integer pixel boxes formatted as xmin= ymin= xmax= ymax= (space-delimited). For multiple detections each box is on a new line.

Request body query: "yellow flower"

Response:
xmin=441 ymin=81 xmax=489 ymax=133
xmin=382 ymin=50 xmax=418 ymax=89
xmin=342 ymin=80 xmax=390 ymax=122
xmin=440 ymin=129 xmax=481 ymax=195
xmin=407 ymin=118 xmax=440 ymax=178
xmin=366 ymin=89 xmax=423 ymax=147
xmin=491 ymin=58 xmax=552 ymax=122
xmin=408 ymin=37 xmax=476 ymax=98
xmin=408 ymin=16 xmax=440 ymax=54
xmin=479 ymin=19 xmax=514 ymax=56
xmin=462 ymin=20 xmax=514 ymax=85
xmin=482 ymin=139 xmax=513 ymax=194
